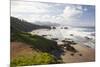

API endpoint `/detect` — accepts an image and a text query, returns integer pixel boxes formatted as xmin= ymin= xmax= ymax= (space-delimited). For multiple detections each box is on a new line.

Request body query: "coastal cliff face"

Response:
xmin=10 ymin=16 xmax=95 ymax=66
xmin=10 ymin=17 xmax=61 ymax=66
xmin=10 ymin=0 xmax=95 ymax=66
xmin=10 ymin=16 xmax=51 ymax=33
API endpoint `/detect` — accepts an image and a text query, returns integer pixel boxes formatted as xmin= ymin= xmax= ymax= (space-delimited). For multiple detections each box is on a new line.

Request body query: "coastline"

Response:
xmin=11 ymin=42 xmax=95 ymax=64
xmin=30 ymin=28 xmax=95 ymax=48
xmin=61 ymin=44 xmax=95 ymax=63
xmin=30 ymin=28 xmax=95 ymax=63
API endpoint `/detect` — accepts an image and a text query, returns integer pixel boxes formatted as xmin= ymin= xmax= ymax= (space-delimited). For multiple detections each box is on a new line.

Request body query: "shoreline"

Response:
xmin=29 ymin=28 xmax=95 ymax=63
xmin=30 ymin=28 xmax=95 ymax=48
xmin=11 ymin=42 xmax=95 ymax=64
xmin=60 ymin=44 xmax=95 ymax=63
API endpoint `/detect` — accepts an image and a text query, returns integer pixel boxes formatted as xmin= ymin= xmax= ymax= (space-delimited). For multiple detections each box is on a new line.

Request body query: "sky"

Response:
xmin=11 ymin=0 xmax=95 ymax=27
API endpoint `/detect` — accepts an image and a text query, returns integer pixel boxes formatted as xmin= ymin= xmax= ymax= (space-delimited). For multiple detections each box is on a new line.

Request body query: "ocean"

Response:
xmin=31 ymin=26 xmax=95 ymax=48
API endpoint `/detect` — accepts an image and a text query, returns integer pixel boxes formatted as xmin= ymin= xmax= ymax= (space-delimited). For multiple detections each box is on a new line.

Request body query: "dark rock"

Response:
xmin=51 ymin=38 xmax=58 ymax=40
xmin=64 ymin=27 xmax=68 ymax=29
xmin=70 ymin=53 xmax=74 ymax=56
xmin=52 ymin=26 xmax=56 ymax=29
xmin=42 ymin=35 xmax=47 ymax=37
xmin=85 ymin=36 xmax=90 ymax=40
xmin=70 ymin=34 xmax=74 ymax=36
xmin=79 ymin=54 xmax=82 ymax=56
xmin=66 ymin=45 xmax=77 ymax=53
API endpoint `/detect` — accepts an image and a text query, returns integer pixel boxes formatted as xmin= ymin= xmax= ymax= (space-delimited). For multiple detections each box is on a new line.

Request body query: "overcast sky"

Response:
xmin=11 ymin=0 xmax=95 ymax=26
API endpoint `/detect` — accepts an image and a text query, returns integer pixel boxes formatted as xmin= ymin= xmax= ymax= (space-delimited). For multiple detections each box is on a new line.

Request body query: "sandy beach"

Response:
xmin=11 ymin=42 xmax=95 ymax=64
xmin=61 ymin=44 xmax=95 ymax=63
xmin=10 ymin=27 xmax=95 ymax=64
xmin=30 ymin=28 xmax=95 ymax=63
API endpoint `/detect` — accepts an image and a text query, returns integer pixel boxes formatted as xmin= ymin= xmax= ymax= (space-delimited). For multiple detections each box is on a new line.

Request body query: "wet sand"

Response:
xmin=11 ymin=42 xmax=95 ymax=64
xmin=30 ymin=29 xmax=95 ymax=63
xmin=61 ymin=44 xmax=95 ymax=63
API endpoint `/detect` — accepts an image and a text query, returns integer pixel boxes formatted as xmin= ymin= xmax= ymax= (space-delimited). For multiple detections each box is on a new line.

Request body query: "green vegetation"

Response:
xmin=11 ymin=31 xmax=59 ymax=66
xmin=11 ymin=52 xmax=56 ymax=67
xmin=10 ymin=16 xmax=61 ymax=66
xmin=11 ymin=32 xmax=58 ymax=52
xmin=11 ymin=16 xmax=50 ymax=33
xmin=11 ymin=16 xmax=58 ymax=53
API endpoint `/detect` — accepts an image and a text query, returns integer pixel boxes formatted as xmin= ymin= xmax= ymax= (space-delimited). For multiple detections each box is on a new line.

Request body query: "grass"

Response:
xmin=11 ymin=52 xmax=56 ymax=67
xmin=11 ymin=32 xmax=60 ymax=66
xmin=11 ymin=32 xmax=58 ymax=52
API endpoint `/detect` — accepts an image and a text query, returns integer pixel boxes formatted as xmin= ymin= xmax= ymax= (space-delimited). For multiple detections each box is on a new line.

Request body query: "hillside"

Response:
xmin=10 ymin=16 xmax=50 ymax=33
xmin=10 ymin=16 xmax=61 ymax=66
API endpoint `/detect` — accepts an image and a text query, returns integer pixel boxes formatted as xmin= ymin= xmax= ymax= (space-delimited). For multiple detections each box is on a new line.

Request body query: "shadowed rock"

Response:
xmin=66 ymin=45 xmax=77 ymax=53
xmin=51 ymin=38 xmax=58 ymax=40
xmin=79 ymin=54 xmax=82 ymax=56
xmin=64 ymin=27 xmax=68 ymax=29
xmin=70 ymin=53 xmax=74 ymax=56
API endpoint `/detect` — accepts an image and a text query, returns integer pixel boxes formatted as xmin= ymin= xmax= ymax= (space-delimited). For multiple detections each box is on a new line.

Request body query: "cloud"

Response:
xmin=11 ymin=1 xmax=63 ymax=22
xmin=61 ymin=6 xmax=83 ymax=21
xmin=11 ymin=1 xmax=89 ymax=26
xmin=11 ymin=1 xmax=51 ymax=14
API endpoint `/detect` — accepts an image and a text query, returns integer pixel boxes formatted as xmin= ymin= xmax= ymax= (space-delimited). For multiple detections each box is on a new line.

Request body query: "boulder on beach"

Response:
xmin=70 ymin=53 xmax=74 ymax=56
xmin=66 ymin=45 xmax=77 ymax=53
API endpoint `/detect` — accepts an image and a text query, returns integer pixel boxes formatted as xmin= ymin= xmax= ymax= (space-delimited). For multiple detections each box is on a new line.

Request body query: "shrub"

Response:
xmin=11 ymin=52 xmax=56 ymax=67
xmin=11 ymin=32 xmax=58 ymax=52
